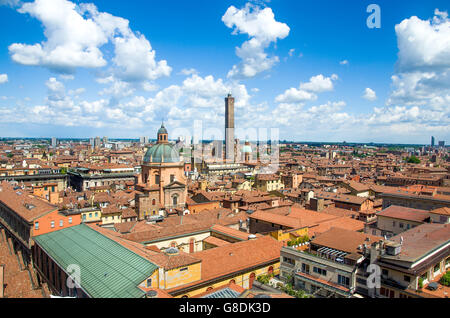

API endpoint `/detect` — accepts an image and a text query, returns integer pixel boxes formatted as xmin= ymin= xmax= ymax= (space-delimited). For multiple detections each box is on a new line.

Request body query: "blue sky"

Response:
xmin=0 ymin=0 xmax=449 ymax=144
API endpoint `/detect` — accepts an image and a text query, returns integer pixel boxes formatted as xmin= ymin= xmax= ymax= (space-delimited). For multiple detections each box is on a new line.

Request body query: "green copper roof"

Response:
xmin=157 ymin=124 xmax=168 ymax=135
xmin=33 ymin=224 xmax=158 ymax=298
xmin=143 ymin=143 xmax=180 ymax=163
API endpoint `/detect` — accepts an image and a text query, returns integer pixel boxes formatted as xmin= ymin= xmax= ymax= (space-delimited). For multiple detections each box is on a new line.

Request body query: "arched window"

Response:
xmin=172 ymin=195 xmax=178 ymax=206
xmin=181 ymin=295 xmax=188 ymax=298
xmin=229 ymin=279 xmax=236 ymax=285
xmin=152 ymin=199 xmax=156 ymax=206
xmin=249 ymin=273 xmax=256 ymax=289
xmin=206 ymin=287 xmax=213 ymax=292
xmin=268 ymin=266 xmax=274 ymax=276
xmin=189 ymin=238 xmax=195 ymax=253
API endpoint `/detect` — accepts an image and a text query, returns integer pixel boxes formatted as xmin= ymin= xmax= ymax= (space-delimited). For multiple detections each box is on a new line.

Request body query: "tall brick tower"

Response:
xmin=225 ymin=93 xmax=235 ymax=162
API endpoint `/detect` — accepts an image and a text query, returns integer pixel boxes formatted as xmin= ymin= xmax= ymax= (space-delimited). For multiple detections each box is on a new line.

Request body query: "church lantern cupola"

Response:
xmin=157 ymin=122 xmax=168 ymax=144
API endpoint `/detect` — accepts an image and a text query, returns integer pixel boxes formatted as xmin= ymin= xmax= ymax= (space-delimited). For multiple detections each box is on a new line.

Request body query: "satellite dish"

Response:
xmin=146 ymin=290 xmax=158 ymax=298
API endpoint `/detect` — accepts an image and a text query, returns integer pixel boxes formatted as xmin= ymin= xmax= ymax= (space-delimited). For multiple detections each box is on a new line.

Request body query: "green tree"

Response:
xmin=440 ymin=271 xmax=450 ymax=287
xmin=406 ymin=156 xmax=421 ymax=164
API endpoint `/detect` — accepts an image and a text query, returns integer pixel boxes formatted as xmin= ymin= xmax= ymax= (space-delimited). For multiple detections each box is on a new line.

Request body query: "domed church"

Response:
xmin=135 ymin=123 xmax=187 ymax=219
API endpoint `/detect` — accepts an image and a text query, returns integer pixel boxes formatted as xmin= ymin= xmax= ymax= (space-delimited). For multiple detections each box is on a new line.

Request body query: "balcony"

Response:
xmin=281 ymin=247 xmax=354 ymax=273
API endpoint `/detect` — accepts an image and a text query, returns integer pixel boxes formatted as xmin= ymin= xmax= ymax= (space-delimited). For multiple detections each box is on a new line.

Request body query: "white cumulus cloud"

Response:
xmin=8 ymin=0 xmax=171 ymax=84
xmin=0 ymin=74 xmax=8 ymax=84
xmin=363 ymin=87 xmax=377 ymax=101
xmin=275 ymin=74 xmax=338 ymax=103
xmin=222 ymin=3 xmax=290 ymax=79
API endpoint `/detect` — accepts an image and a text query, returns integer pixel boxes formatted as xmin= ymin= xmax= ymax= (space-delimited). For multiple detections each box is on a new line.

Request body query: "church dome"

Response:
xmin=143 ymin=143 xmax=180 ymax=163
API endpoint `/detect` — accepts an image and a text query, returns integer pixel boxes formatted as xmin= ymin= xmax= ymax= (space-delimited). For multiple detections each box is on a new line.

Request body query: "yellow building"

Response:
xmin=101 ymin=205 xmax=122 ymax=225
xmin=80 ymin=207 xmax=102 ymax=223
xmin=270 ymin=227 xmax=309 ymax=243
xmin=255 ymin=174 xmax=284 ymax=192
xmin=147 ymin=235 xmax=284 ymax=298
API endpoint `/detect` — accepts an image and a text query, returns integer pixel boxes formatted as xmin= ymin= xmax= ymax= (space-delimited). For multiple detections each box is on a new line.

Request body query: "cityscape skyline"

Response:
xmin=0 ymin=0 xmax=449 ymax=143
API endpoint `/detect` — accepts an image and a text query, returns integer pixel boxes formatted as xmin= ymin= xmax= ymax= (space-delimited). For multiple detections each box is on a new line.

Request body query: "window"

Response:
xmin=382 ymin=269 xmax=388 ymax=277
xmin=313 ymin=267 xmax=327 ymax=276
xmin=180 ymin=267 xmax=188 ymax=272
xmin=155 ymin=175 xmax=160 ymax=185
xmin=393 ymin=221 xmax=396 ymax=227
xmin=95 ymin=212 xmax=98 ymax=217
xmin=35 ymin=222 xmax=39 ymax=230
xmin=51 ymin=221 xmax=55 ymax=228
xmin=283 ymin=257 xmax=295 ymax=265
xmin=89 ymin=213 xmax=92 ymax=218
xmin=338 ymin=275 xmax=350 ymax=287
xmin=170 ymin=175 xmax=175 ymax=183
xmin=399 ymin=222 xmax=404 ymax=228
xmin=82 ymin=214 xmax=86 ymax=221
xmin=59 ymin=220 xmax=63 ymax=227
xmin=301 ymin=263 xmax=309 ymax=274
xmin=69 ymin=217 xmax=72 ymax=224
xmin=406 ymin=224 xmax=410 ymax=229
xmin=434 ymin=263 xmax=441 ymax=273
xmin=404 ymin=275 xmax=411 ymax=282
xmin=146 ymin=279 xmax=152 ymax=287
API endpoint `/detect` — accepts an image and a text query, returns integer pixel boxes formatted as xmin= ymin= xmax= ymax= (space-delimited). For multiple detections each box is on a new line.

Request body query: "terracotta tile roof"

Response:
xmin=203 ymin=235 xmax=231 ymax=247
xmin=311 ymin=227 xmax=383 ymax=254
xmin=250 ymin=210 xmax=304 ymax=229
xmin=191 ymin=236 xmax=283 ymax=281
xmin=308 ymin=217 xmax=366 ymax=237
xmin=101 ymin=204 xmax=122 ymax=215
xmin=147 ymin=250 xmax=201 ymax=270
xmin=256 ymin=174 xmax=280 ymax=181
xmin=430 ymin=207 xmax=450 ymax=216
xmin=121 ymin=207 xmax=137 ymax=218
xmin=0 ymin=235 xmax=43 ymax=298
xmin=114 ymin=221 xmax=138 ymax=233
xmin=381 ymin=223 xmax=450 ymax=263
xmin=0 ymin=181 xmax=57 ymax=222
xmin=377 ymin=205 xmax=430 ymax=223
xmin=122 ymin=221 xmax=213 ymax=243
xmin=343 ymin=180 xmax=370 ymax=192
xmin=321 ymin=206 xmax=359 ymax=218
xmin=210 ymin=224 xmax=251 ymax=241
xmin=315 ymin=190 xmax=370 ymax=205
